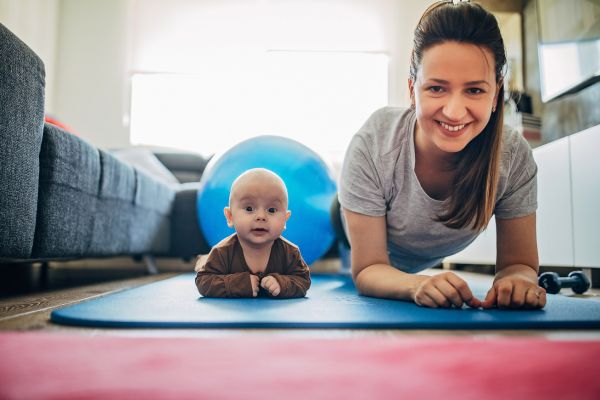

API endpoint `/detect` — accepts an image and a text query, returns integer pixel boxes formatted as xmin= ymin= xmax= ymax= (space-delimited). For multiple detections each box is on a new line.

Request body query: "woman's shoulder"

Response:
xmin=500 ymin=125 xmax=534 ymax=162
xmin=354 ymin=106 xmax=414 ymax=155
xmin=496 ymin=126 xmax=537 ymax=196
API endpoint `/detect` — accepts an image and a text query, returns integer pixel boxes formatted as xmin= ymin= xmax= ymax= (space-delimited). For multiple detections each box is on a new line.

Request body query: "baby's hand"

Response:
xmin=261 ymin=276 xmax=281 ymax=297
xmin=250 ymin=275 xmax=260 ymax=297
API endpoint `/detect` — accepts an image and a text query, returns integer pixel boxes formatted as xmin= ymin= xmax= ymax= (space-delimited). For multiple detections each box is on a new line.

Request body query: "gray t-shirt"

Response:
xmin=339 ymin=107 xmax=537 ymax=273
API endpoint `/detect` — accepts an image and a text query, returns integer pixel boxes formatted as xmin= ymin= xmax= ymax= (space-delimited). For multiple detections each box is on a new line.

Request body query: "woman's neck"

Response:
xmin=414 ymin=123 xmax=458 ymax=172
xmin=413 ymin=123 xmax=458 ymax=200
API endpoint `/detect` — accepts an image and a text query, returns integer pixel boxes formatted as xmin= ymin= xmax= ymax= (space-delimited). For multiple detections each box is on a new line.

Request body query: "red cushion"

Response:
xmin=45 ymin=115 xmax=77 ymax=135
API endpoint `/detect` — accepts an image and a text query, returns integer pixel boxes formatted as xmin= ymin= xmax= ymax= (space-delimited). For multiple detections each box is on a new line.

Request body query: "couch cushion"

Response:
xmin=112 ymin=148 xmax=179 ymax=187
xmin=130 ymin=171 xmax=175 ymax=254
xmin=33 ymin=126 xmax=177 ymax=259
xmin=0 ymin=23 xmax=46 ymax=259
xmin=88 ymin=150 xmax=136 ymax=255
xmin=32 ymin=124 xmax=101 ymax=258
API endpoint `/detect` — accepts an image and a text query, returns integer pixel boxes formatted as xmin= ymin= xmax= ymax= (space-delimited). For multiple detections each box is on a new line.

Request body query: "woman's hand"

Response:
xmin=413 ymin=271 xmax=482 ymax=308
xmin=490 ymin=215 xmax=544 ymax=309
xmin=482 ymin=266 xmax=546 ymax=309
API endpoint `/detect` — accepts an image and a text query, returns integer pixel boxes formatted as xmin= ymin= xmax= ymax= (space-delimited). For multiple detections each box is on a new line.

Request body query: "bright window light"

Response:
xmin=130 ymin=51 xmax=388 ymax=166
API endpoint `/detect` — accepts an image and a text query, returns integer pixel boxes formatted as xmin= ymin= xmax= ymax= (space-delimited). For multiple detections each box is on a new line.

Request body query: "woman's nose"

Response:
xmin=443 ymin=94 xmax=467 ymax=121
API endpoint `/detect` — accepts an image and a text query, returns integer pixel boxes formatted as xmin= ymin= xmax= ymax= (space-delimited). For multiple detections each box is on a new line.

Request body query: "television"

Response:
xmin=537 ymin=0 xmax=600 ymax=102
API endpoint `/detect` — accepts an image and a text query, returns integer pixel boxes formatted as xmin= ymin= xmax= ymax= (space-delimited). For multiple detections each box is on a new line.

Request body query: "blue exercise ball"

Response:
xmin=196 ymin=135 xmax=337 ymax=265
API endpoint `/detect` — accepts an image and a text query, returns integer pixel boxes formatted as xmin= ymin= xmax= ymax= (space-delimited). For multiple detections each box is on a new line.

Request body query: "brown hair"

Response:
xmin=410 ymin=1 xmax=506 ymax=231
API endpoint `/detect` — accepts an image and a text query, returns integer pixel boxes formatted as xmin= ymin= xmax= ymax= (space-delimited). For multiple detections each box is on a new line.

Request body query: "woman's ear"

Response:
xmin=223 ymin=207 xmax=234 ymax=228
xmin=493 ymin=79 xmax=504 ymax=108
xmin=408 ymin=78 xmax=416 ymax=108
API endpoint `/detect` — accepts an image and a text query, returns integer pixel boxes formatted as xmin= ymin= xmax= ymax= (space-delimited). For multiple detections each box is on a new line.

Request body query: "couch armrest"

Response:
xmin=0 ymin=23 xmax=46 ymax=259
xmin=154 ymin=152 xmax=211 ymax=184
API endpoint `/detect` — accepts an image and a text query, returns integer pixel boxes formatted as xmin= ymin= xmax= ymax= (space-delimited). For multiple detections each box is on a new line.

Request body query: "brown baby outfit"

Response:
xmin=195 ymin=234 xmax=311 ymax=298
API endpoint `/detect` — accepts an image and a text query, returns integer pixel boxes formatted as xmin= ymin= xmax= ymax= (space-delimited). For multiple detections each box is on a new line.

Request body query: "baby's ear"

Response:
xmin=284 ymin=210 xmax=291 ymax=229
xmin=223 ymin=207 xmax=234 ymax=227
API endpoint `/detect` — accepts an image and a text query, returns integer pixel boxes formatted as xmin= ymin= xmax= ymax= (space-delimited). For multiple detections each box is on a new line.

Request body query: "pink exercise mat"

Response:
xmin=0 ymin=332 xmax=598 ymax=400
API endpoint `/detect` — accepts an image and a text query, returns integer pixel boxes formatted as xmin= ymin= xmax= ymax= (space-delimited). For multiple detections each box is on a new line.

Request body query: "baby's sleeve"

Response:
xmin=195 ymin=248 xmax=254 ymax=298
xmin=269 ymin=248 xmax=311 ymax=298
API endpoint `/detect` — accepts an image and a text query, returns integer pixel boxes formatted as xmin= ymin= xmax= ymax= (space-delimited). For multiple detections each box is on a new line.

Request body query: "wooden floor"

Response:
xmin=1 ymin=260 xmax=600 ymax=339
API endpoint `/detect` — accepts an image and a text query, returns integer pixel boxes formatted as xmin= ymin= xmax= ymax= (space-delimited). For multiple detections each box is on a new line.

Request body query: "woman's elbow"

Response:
xmin=351 ymin=265 xmax=371 ymax=295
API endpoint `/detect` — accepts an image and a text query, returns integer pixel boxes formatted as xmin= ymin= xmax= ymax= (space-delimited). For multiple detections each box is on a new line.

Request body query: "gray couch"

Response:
xmin=0 ymin=23 xmax=210 ymax=263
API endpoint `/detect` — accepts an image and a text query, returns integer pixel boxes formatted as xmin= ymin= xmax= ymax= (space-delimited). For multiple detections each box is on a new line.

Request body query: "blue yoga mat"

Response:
xmin=51 ymin=273 xmax=600 ymax=329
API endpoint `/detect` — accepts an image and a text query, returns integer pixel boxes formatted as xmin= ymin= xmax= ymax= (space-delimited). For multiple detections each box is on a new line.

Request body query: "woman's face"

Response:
xmin=410 ymin=41 xmax=501 ymax=155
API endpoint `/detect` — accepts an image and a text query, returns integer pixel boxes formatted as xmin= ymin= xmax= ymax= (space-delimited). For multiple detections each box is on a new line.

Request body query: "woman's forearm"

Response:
xmin=353 ymin=264 xmax=428 ymax=301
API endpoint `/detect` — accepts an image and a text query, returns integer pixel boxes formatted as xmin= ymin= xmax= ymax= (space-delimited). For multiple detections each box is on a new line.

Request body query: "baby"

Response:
xmin=195 ymin=168 xmax=311 ymax=298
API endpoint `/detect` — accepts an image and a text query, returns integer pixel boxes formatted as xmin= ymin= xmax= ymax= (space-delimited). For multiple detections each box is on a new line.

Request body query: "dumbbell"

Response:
xmin=538 ymin=271 xmax=591 ymax=294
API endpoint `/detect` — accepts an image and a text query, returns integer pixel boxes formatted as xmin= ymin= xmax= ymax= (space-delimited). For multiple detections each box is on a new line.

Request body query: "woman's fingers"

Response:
xmin=415 ymin=272 xmax=483 ymax=308
xmin=433 ymin=279 xmax=464 ymax=308
xmin=510 ymin=284 xmax=528 ymax=308
xmin=481 ymin=286 xmax=497 ymax=309
xmin=483 ymin=280 xmax=547 ymax=309
xmin=444 ymin=273 xmax=481 ymax=308
xmin=415 ymin=291 xmax=444 ymax=308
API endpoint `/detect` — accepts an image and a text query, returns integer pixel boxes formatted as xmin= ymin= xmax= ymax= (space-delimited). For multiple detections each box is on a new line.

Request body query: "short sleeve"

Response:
xmin=494 ymin=134 xmax=538 ymax=219
xmin=338 ymin=134 xmax=387 ymax=216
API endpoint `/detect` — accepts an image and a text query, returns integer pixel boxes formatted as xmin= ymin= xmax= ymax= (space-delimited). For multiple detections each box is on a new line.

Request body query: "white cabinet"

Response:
xmin=534 ymin=136 xmax=574 ymax=266
xmin=445 ymin=124 xmax=599 ymax=268
xmin=570 ymin=125 xmax=600 ymax=268
xmin=445 ymin=217 xmax=496 ymax=265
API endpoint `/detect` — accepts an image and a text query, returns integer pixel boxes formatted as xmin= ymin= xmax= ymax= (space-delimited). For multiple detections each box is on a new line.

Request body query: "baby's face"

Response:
xmin=225 ymin=173 xmax=290 ymax=248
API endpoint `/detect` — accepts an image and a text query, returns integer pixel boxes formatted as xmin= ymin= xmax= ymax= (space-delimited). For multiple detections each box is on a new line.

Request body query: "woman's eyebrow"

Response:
xmin=426 ymin=78 xmax=491 ymax=86
xmin=464 ymin=80 xmax=491 ymax=86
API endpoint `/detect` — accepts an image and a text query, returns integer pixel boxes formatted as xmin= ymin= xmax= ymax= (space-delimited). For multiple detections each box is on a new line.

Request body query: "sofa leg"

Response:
xmin=39 ymin=261 xmax=49 ymax=289
xmin=143 ymin=255 xmax=159 ymax=275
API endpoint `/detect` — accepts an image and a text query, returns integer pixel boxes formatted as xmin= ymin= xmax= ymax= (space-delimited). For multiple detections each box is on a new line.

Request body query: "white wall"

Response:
xmin=381 ymin=0 xmax=428 ymax=106
xmin=0 ymin=0 xmax=59 ymax=113
xmin=53 ymin=0 xmax=130 ymax=149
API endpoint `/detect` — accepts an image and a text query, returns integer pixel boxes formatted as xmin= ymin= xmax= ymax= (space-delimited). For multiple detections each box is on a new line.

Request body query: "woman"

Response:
xmin=339 ymin=1 xmax=545 ymax=309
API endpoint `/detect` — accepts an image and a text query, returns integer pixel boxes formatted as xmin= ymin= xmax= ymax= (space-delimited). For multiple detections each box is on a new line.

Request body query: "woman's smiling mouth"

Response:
xmin=436 ymin=120 xmax=470 ymax=137
xmin=437 ymin=120 xmax=467 ymax=132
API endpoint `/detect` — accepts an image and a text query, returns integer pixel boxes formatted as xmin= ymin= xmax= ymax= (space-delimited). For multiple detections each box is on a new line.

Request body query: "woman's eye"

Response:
xmin=467 ymin=88 xmax=484 ymax=95
xmin=245 ymin=206 xmax=254 ymax=212
xmin=267 ymin=207 xmax=277 ymax=214
xmin=428 ymin=86 xmax=444 ymax=93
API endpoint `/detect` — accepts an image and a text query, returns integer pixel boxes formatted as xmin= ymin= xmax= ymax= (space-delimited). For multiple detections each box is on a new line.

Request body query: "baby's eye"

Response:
xmin=267 ymin=207 xmax=277 ymax=214
xmin=245 ymin=206 xmax=254 ymax=212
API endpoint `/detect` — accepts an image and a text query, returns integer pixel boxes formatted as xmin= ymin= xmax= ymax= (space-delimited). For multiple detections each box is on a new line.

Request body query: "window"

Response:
xmin=128 ymin=0 xmax=389 ymax=166
xmin=130 ymin=51 xmax=387 ymax=164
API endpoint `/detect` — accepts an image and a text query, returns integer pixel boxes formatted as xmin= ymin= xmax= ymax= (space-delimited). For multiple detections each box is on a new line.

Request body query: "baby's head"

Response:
xmin=224 ymin=168 xmax=291 ymax=246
